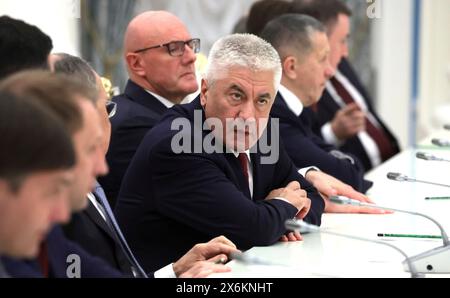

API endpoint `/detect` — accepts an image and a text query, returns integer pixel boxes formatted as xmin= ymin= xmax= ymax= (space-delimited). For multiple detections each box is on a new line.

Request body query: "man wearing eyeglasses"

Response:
xmin=99 ymin=11 xmax=200 ymax=207
xmin=46 ymin=53 xmax=236 ymax=278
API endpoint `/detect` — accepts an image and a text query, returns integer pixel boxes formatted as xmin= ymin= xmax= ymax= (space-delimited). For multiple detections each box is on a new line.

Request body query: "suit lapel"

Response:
xmin=274 ymin=93 xmax=311 ymax=136
xmin=84 ymin=199 xmax=116 ymax=240
xmin=275 ymin=94 xmax=300 ymax=123
xmin=224 ymin=153 xmax=252 ymax=199
xmin=123 ymin=80 xmax=168 ymax=115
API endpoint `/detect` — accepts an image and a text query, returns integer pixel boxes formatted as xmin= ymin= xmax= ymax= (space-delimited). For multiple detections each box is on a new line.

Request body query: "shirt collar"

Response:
xmin=145 ymin=90 xmax=175 ymax=108
xmin=334 ymin=70 xmax=345 ymax=81
xmin=230 ymin=149 xmax=251 ymax=160
xmin=278 ymin=84 xmax=304 ymax=116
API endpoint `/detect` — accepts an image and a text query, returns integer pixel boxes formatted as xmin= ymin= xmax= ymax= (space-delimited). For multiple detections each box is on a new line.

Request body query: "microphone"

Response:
xmin=330 ymin=196 xmax=450 ymax=274
xmin=285 ymin=219 xmax=421 ymax=278
xmin=416 ymin=152 xmax=450 ymax=162
xmin=387 ymin=172 xmax=450 ymax=188
xmin=431 ymin=138 xmax=450 ymax=147
xmin=444 ymin=124 xmax=450 ymax=130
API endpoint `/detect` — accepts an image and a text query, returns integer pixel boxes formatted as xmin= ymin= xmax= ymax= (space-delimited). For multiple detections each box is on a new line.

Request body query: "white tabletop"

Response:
xmin=212 ymin=130 xmax=450 ymax=278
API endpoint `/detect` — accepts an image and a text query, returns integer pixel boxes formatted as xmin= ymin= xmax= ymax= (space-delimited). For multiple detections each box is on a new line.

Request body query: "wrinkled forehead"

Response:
xmin=211 ymin=68 xmax=277 ymax=101
xmin=212 ymin=66 xmax=278 ymax=90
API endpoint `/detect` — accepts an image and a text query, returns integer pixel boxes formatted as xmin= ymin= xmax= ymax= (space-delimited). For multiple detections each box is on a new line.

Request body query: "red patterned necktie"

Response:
xmin=37 ymin=241 xmax=49 ymax=277
xmin=237 ymin=153 xmax=249 ymax=187
xmin=329 ymin=77 xmax=395 ymax=161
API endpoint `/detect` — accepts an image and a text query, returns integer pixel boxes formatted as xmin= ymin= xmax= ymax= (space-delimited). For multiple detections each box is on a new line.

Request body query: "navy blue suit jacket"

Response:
xmin=99 ymin=80 xmax=168 ymax=207
xmin=62 ymin=199 xmax=133 ymax=275
xmin=115 ymin=97 xmax=325 ymax=272
xmin=313 ymin=59 xmax=400 ymax=171
xmin=1 ymin=226 xmax=129 ymax=278
xmin=271 ymin=92 xmax=372 ymax=193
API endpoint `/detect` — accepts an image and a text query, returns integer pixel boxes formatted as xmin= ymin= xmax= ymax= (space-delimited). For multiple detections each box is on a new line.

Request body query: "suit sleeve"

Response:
xmin=280 ymin=121 xmax=370 ymax=193
xmin=273 ymin=140 xmax=325 ymax=226
xmin=148 ymin=139 xmax=299 ymax=249
xmin=49 ymin=227 xmax=156 ymax=278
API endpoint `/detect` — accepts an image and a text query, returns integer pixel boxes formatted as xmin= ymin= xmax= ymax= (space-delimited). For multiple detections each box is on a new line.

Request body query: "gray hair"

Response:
xmin=260 ymin=14 xmax=325 ymax=60
xmin=204 ymin=33 xmax=282 ymax=89
xmin=53 ymin=53 xmax=98 ymax=94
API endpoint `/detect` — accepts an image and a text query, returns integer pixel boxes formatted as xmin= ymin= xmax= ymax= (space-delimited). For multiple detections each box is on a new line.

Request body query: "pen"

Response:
xmin=377 ymin=233 xmax=442 ymax=239
xmin=425 ymin=196 xmax=450 ymax=200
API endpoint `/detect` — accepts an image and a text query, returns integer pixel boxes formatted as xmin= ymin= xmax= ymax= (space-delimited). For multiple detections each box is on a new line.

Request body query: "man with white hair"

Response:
xmin=116 ymin=33 xmax=325 ymax=272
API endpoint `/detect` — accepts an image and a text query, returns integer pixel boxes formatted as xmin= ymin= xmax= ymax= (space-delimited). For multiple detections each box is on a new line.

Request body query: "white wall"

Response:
xmin=0 ymin=0 xmax=80 ymax=55
xmin=371 ymin=0 xmax=413 ymax=149
xmin=417 ymin=0 xmax=450 ymax=139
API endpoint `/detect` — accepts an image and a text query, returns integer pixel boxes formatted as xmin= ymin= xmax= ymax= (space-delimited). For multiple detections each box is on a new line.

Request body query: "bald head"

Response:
xmin=123 ymin=11 xmax=198 ymax=103
xmin=124 ymin=11 xmax=188 ymax=53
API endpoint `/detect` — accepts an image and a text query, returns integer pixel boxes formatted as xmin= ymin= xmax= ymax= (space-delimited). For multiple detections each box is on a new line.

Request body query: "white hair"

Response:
xmin=204 ymin=33 xmax=282 ymax=89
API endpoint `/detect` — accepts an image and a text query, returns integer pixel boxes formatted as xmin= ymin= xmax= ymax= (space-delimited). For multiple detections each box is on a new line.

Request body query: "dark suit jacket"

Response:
xmin=313 ymin=59 xmax=400 ymax=171
xmin=62 ymin=198 xmax=133 ymax=275
xmin=98 ymin=80 xmax=168 ymax=207
xmin=0 ymin=260 xmax=9 ymax=278
xmin=271 ymin=92 xmax=372 ymax=193
xmin=115 ymin=97 xmax=325 ymax=272
xmin=1 ymin=226 xmax=132 ymax=278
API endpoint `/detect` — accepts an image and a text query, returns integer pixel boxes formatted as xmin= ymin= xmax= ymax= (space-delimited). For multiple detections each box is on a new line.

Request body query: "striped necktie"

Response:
xmin=329 ymin=77 xmax=396 ymax=161
xmin=93 ymin=182 xmax=148 ymax=278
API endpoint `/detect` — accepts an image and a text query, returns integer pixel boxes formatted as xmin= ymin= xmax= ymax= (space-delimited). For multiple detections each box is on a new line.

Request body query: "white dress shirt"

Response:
xmin=146 ymin=90 xmax=175 ymax=108
xmin=278 ymin=85 xmax=321 ymax=177
xmin=146 ymin=90 xmax=193 ymax=108
xmin=278 ymin=84 xmax=304 ymax=117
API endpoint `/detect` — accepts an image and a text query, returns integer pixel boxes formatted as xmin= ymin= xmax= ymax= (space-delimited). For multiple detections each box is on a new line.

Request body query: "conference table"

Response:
xmin=212 ymin=130 xmax=450 ymax=278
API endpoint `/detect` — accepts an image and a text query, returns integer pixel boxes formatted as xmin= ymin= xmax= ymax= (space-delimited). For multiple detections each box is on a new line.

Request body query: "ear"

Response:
xmin=200 ymin=78 xmax=209 ymax=107
xmin=125 ymin=53 xmax=146 ymax=77
xmin=282 ymin=56 xmax=298 ymax=80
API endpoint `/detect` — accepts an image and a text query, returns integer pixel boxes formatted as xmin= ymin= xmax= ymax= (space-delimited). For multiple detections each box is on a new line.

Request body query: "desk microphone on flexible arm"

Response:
xmin=432 ymin=138 xmax=450 ymax=147
xmin=330 ymin=196 xmax=450 ymax=274
xmin=387 ymin=172 xmax=450 ymax=188
xmin=416 ymin=152 xmax=450 ymax=162
xmin=285 ymin=219 xmax=421 ymax=278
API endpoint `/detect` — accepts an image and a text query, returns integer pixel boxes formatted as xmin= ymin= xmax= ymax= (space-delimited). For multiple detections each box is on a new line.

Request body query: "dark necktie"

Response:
xmin=37 ymin=241 xmax=49 ymax=277
xmin=93 ymin=183 xmax=148 ymax=278
xmin=329 ymin=77 xmax=396 ymax=161
xmin=237 ymin=153 xmax=249 ymax=187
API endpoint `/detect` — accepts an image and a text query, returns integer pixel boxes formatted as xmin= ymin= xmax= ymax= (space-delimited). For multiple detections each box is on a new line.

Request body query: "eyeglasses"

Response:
xmin=106 ymin=101 xmax=117 ymax=118
xmin=133 ymin=38 xmax=200 ymax=57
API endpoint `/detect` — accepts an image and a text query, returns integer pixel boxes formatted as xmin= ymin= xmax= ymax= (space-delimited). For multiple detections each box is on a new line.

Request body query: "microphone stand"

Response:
xmin=387 ymin=172 xmax=450 ymax=188
xmin=331 ymin=196 xmax=450 ymax=274
xmin=285 ymin=219 xmax=421 ymax=278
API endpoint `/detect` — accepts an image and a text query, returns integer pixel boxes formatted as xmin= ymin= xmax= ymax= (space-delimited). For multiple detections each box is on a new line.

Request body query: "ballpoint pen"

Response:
xmin=377 ymin=233 xmax=441 ymax=239
xmin=425 ymin=196 xmax=450 ymax=200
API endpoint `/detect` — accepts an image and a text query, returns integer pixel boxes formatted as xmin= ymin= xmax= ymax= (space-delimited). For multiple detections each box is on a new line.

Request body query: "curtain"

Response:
xmin=80 ymin=0 xmax=136 ymax=92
